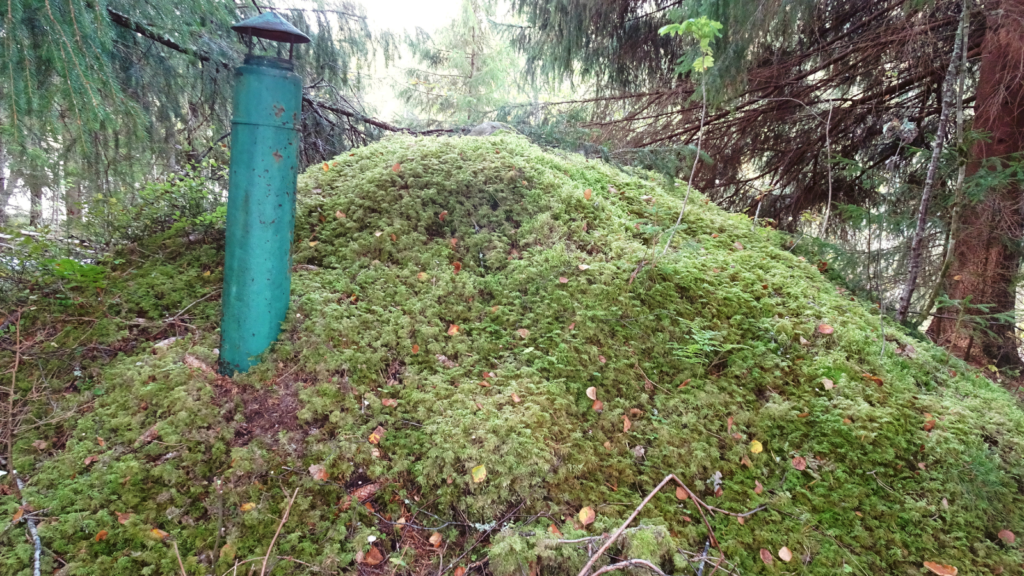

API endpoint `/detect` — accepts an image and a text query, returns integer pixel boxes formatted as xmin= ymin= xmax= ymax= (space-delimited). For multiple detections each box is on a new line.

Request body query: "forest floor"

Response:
xmin=2 ymin=134 xmax=1024 ymax=576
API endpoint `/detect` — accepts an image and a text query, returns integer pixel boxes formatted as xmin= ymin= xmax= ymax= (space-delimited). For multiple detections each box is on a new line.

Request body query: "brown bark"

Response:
xmin=929 ymin=0 xmax=1024 ymax=367
xmin=27 ymin=179 xmax=43 ymax=227
xmin=66 ymin=183 xmax=82 ymax=222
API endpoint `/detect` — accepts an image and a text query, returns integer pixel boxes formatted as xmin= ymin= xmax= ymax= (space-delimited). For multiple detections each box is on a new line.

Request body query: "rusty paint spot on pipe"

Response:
xmin=272 ymin=150 xmax=283 ymax=161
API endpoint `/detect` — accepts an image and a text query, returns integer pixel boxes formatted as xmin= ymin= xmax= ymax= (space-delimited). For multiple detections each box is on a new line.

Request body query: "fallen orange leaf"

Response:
xmin=862 ymin=373 xmax=884 ymax=386
xmin=549 ymin=524 xmax=563 ymax=537
xmin=760 ymin=548 xmax=774 ymax=565
xmin=675 ymin=486 xmax=688 ymax=500
xmin=447 ymin=324 xmax=459 ymax=336
xmin=755 ymin=480 xmax=764 ymax=494
xmin=95 ymin=530 xmax=108 ymax=542
xmin=439 ymin=210 xmax=448 ymax=221
xmin=792 ymin=456 xmax=807 ymax=471
xmin=412 ymin=344 xmax=420 ymax=354
xmin=817 ymin=323 xmax=834 ymax=335
xmin=392 ymin=163 xmax=401 ymax=173
xmin=362 ymin=546 xmax=384 ymax=565
xmin=578 ymin=506 xmax=596 ymax=526
xmin=584 ymin=189 xmax=592 ymax=200
xmin=309 ymin=464 xmax=329 ymax=481
xmin=923 ymin=561 xmax=958 ymax=576
xmin=622 ymin=415 xmax=632 ymax=433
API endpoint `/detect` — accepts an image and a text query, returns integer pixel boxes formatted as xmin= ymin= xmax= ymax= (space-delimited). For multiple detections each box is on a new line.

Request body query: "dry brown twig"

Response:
xmin=172 ymin=541 xmax=187 ymax=576
xmin=590 ymin=559 xmax=669 ymax=576
xmin=575 ymin=474 xmax=766 ymax=576
xmin=259 ymin=486 xmax=300 ymax=576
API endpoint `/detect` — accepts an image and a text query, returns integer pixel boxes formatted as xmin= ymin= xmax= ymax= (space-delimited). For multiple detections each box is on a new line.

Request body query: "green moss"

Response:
xmin=4 ymin=134 xmax=1024 ymax=575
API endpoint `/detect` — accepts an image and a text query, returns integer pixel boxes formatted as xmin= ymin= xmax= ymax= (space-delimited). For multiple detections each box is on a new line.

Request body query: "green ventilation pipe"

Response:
xmin=218 ymin=13 xmax=310 ymax=375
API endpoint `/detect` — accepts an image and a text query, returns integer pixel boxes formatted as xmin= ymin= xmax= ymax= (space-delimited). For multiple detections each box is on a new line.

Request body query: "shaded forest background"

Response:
xmin=2 ymin=0 xmax=1024 ymax=373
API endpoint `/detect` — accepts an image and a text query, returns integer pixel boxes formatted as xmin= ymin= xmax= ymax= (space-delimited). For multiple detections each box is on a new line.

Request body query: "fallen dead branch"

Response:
xmin=3 ymin=465 xmax=42 ymax=576
xmin=259 ymin=486 xmax=300 ymax=576
xmin=438 ymin=502 xmax=525 ymax=576
xmin=576 ymin=474 xmax=766 ymax=576
xmin=590 ymin=559 xmax=669 ymax=576
xmin=172 ymin=541 xmax=187 ymax=576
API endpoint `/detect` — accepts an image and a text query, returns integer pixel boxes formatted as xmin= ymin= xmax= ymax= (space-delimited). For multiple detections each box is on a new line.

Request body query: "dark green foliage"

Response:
xmin=3 ymin=135 xmax=1024 ymax=575
xmin=0 ymin=0 xmax=391 ymax=225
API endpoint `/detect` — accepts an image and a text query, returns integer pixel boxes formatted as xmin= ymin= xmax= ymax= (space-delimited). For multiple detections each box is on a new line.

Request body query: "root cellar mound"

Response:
xmin=7 ymin=134 xmax=1024 ymax=576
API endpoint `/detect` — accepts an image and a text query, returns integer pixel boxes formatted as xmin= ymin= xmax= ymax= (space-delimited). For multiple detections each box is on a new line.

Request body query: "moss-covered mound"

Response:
xmin=6 ymin=134 xmax=1024 ymax=576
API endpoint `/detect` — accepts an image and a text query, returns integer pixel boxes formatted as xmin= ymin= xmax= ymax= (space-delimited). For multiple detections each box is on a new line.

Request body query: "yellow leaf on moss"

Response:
xmin=471 ymin=465 xmax=487 ymax=483
xmin=369 ymin=425 xmax=386 ymax=444
xmin=750 ymin=440 xmax=763 ymax=454
xmin=240 ymin=503 xmax=255 ymax=512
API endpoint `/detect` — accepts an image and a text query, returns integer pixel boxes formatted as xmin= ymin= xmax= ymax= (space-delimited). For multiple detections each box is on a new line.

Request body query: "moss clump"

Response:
xmin=5 ymin=133 xmax=1024 ymax=575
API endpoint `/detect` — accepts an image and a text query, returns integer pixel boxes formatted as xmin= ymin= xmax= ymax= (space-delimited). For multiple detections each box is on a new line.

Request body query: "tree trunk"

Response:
xmin=28 ymin=181 xmax=43 ymax=227
xmin=928 ymin=0 xmax=1024 ymax=367
xmin=66 ymin=182 xmax=83 ymax=222
xmin=895 ymin=9 xmax=964 ymax=323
